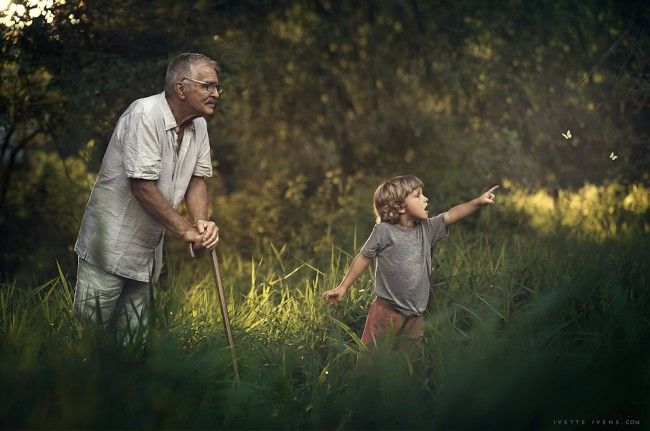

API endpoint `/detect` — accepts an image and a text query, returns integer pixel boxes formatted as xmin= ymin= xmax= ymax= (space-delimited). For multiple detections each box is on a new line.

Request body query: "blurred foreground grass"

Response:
xmin=1 ymin=185 xmax=649 ymax=429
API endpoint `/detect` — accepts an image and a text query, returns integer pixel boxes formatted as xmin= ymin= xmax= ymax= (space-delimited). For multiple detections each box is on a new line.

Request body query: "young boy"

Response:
xmin=323 ymin=175 xmax=498 ymax=349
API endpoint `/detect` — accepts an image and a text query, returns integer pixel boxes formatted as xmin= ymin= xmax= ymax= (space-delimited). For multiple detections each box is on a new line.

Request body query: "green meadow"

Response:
xmin=2 ymin=1 xmax=649 ymax=429
xmin=1 ymin=186 xmax=648 ymax=429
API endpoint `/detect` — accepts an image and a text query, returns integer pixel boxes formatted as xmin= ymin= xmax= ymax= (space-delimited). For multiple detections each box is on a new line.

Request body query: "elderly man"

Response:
xmin=73 ymin=53 xmax=220 ymax=335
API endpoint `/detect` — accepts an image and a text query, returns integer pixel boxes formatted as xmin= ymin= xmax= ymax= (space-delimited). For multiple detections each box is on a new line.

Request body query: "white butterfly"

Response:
xmin=609 ymin=152 xmax=618 ymax=160
xmin=561 ymin=130 xmax=572 ymax=139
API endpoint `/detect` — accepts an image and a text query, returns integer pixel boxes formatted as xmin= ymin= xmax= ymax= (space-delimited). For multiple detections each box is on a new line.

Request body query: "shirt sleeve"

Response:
xmin=425 ymin=214 xmax=449 ymax=246
xmin=192 ymin=123 xmax=213 ymax=178
xmin=122 ymin=112 xmax=162 ymax=180
xmin=360 ymin=224 xmax=383 ymax=258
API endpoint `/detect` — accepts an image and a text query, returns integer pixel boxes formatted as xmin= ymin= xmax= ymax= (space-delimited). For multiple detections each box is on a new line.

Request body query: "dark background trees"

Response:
xmin=1 ymin=0 xmax=648 ymax=281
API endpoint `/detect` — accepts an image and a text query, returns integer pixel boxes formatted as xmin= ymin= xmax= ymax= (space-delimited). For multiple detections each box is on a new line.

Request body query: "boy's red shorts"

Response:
xmin=360 ymin=297 xmax=424 ymax=349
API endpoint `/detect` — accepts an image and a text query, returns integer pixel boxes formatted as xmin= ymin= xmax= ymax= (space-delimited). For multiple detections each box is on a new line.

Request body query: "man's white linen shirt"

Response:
xmin=75 ymin=92 xmax=213 ymax=282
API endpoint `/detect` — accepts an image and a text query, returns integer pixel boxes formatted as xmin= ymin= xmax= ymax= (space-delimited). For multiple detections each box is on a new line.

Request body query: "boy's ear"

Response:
xmin=397 ymin=204 xmax=406 ymax=214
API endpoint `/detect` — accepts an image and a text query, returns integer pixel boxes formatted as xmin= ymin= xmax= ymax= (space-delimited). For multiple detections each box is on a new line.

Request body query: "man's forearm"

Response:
xmin=131 ymin=179 xmax=194 ymax=238
xmin=444 ymin=199 xmax=481 ymax=225
xmin=185 ymin=176 xmax=209 ymax=224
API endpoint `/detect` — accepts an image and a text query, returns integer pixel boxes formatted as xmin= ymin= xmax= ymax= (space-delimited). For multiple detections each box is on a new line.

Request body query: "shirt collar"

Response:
xmin=159 ymin=92 xmax=177 ymax=131
xmin=159 ymin=92 xmax=196 ymax=132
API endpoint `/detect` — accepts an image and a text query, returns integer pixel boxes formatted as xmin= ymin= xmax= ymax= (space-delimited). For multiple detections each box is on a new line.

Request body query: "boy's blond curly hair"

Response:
xmin=373 ymin=175 xmax=424 ymax=224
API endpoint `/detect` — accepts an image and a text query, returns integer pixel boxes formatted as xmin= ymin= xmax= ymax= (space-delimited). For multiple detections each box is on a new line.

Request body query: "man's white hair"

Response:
xmin=165 ymin=53 xmax=219 ymax=96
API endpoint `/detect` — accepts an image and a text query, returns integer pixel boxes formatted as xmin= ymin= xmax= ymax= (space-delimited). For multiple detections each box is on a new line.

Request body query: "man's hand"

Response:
xmin=182 ymin=227 xmax=203 ymax=245
xmin=195 ymin=219 xmax=219 ymax=251
xmin=476 ymin=185 xmax=499 ymax=206
xmin=323 ymin=285 xmax=348 ymax=304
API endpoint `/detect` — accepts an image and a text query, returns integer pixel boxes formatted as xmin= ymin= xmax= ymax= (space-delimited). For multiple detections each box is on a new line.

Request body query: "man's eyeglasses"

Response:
xmin=182 ymin=77 xmax=223 ymax=95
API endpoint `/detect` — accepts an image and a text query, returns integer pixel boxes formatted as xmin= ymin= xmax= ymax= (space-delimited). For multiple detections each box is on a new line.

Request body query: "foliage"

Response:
xmin=0 ymin=148 xmax=94 ymax=281
xmin=1 ymin=2 xmax=649 ymax=426
xmin=0 ymin=215 xmax=648 ymax=428
xmin=1 ymin=0 xmax=649 ymax=279
xmin=483 ymin=180 xmax=650 ymax=238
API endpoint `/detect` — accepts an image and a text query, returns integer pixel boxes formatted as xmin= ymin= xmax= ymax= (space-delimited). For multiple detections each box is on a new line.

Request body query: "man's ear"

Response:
xmin=397 ymin=204 xmax=406 ymax=214
xmin=175 ymin=82 xmax=187 ymax=100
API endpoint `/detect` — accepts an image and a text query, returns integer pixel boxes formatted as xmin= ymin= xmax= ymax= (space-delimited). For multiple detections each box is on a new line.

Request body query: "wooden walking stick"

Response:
xmin=191 ymin=245 xmax=240 ymax=382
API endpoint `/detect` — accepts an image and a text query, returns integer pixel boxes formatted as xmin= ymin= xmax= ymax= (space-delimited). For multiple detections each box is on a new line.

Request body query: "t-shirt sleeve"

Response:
xmin=192 ymin=122 xmax=213 ymax=178
xmin=426 ymin=214 xmax=449 ymax=246
xmin=122 ymin=113 xmax=162 ymax=180
xmin=359 ymin=224 xmax=383 ymax=258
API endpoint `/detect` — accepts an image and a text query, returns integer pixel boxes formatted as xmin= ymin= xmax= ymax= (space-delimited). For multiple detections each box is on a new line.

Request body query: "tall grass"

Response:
xmin=1 ymin=185 xmax=648 ymax=428
xmin=1 ymin=222 xmax=648 ymax=429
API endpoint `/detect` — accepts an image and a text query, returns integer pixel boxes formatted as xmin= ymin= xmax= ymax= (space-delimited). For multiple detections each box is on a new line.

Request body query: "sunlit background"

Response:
xmin=0 ymin=1 xmax=648 ymax=428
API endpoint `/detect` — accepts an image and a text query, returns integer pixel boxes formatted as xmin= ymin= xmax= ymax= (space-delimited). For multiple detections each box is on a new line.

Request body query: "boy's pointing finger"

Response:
xmin=488 ymin=185 xmax=500 ymax=193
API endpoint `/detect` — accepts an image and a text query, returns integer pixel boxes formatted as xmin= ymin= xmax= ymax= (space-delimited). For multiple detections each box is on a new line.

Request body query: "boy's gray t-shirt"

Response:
xmin=360 ymin=215 xmax=448 ymax=316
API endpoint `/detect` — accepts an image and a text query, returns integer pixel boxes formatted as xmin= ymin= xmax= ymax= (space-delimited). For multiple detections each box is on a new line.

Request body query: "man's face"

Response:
xmin=184 ymin=63 xmax=220 ymax=117
xmin=401 ymin=187 xmax=429 ymax=220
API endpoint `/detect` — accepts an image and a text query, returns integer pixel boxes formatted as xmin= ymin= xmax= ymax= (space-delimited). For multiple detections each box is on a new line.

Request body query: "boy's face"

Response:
xmin=400 ymin=187 xmax=429 ymax=220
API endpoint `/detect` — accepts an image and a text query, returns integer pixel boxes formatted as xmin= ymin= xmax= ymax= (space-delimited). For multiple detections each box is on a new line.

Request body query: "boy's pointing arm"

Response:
xmin=443 ymin=185 xmax=499 ymax=225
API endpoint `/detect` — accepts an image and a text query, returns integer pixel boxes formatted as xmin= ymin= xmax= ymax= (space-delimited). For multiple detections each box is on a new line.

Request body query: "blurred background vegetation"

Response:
xmin=1 ymin=0 xmax=648 ymax=282
xmin=1 ymin=1 xmax=649 ymax=428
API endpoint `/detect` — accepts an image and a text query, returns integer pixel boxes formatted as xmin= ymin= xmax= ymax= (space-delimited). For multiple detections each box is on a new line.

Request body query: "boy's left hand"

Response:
xmin=477 ymin=185 xmax=499 ymax=206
